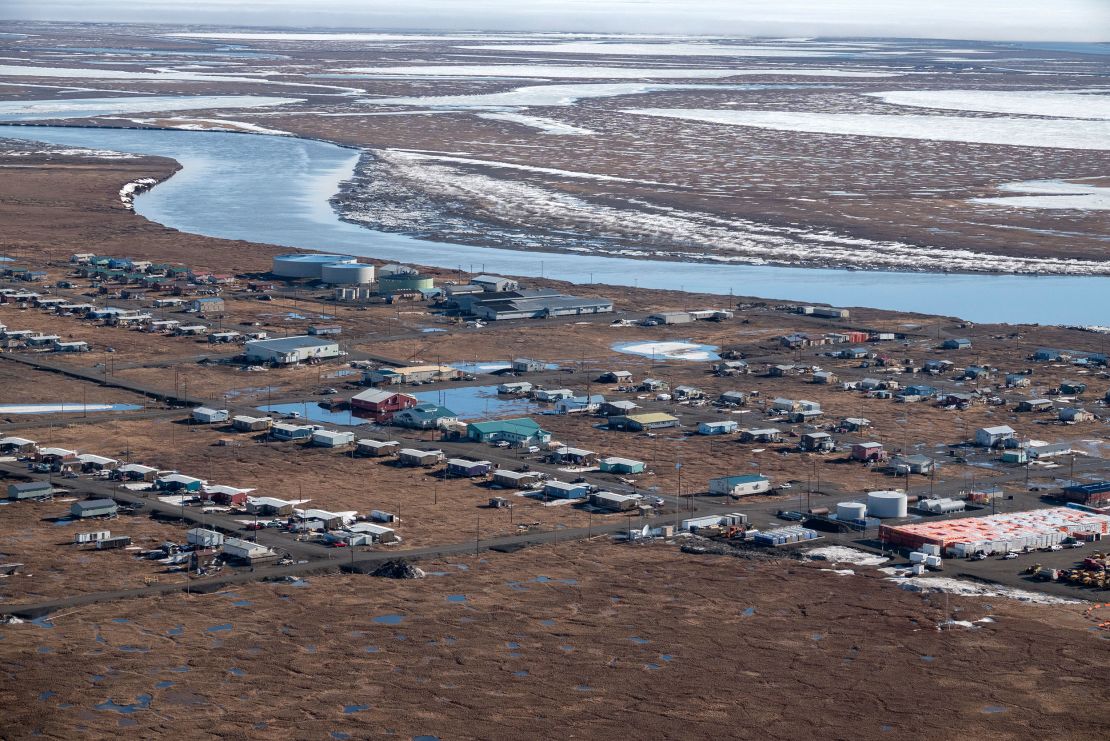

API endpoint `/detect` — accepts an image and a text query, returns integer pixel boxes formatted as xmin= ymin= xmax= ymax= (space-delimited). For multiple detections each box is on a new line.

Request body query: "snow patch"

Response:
xmin=893 ymin=576 xmax=1081 ymax=605
xmin=805 ymin=546 xmax=889 ymax=566
xmin=475 ymin=112 xmax=595 ymax=135
xmin=970 ymin=179 xmax=1110 ymax=211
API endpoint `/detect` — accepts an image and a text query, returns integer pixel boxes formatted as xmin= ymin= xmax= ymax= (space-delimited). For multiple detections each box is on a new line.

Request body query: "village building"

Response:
xmin=850 ymin=442 xmax=886 ymax=462
xmin=397 ymin=448 xmax=446 ymax=467
xmin=698 ymin=420 xmax=738 ymax=436
xmin=350 ymin=389 xmax=418 ymax=422
xmin=467 ymin=419 xmax=551 ymax=447
xmin=392 ymin=403 xmax=458 ymax=430
xmin=221 ymin=538 xmax=278 ymax=565
xmin=608 ymin=412 xmax=679 ymax=431
xmin=708 ymin=474 xmax=772 ymax=497
xmin=232 ymin=415 xmax=273 ymax=432
xmin=492 ymin=469 xmax=541 ymax=488
xmin=245 ymin=336 xmax=340 ymax=365
xmin=311 ymin=429 xmax=355 ymax=448
xmin=364 ymin=364 xmax=462 ymax=385
xmin=543 ymin=481 xmax=590 ymax=499
xmin=599 ymin=457 xmax=646 ymax=475
xmin=356 ymin=439 xmax=401 ymax=457
xmin=71 ymin=499 xmax=118 ymax=519
xmin=191 ymin=407 xmax=229 ymax=424
xmin=8 ymin=481 xmax=54 ymax=500
xmin=799 ymin=432 xmax=835 ymax=453
xmin=589 ymin=491 xmax=638 ymax=512
xmin=975 ymin=425 xmax=1017 ymax=448
xmin=548 ymin=447 xmax=597 ymax=466
xmin=446 ymin=459 xmax=493 ymax=478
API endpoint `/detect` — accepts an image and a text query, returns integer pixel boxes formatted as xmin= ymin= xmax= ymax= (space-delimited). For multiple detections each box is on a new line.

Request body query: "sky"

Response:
xmin=4 ymin=0 xmax=1108 ymax=42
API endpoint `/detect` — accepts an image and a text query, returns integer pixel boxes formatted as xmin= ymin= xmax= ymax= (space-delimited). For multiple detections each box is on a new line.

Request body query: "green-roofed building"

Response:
xmin=467 ymin=418 xmax=552 ymax=447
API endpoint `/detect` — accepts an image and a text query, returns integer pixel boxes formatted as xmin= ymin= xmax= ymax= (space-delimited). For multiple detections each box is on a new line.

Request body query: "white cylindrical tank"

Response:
xmin=272 ymin=254 xmax=350 ymax=279
xmin=867 ymin=490 xmax=909 ymax=519
xmin=837 ymin=502 xmax=867 ymax=521
xmin=321 ymin=262 xmax=375 ymax=285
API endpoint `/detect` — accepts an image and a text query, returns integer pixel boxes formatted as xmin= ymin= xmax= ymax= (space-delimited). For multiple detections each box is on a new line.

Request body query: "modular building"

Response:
xmin=221 ymin=537 xmax=278 ymax=564
xmin=975 ymin=425 xmax=1016 ymax=448
xmin=156 ymin=473 xmax=204 ymax=492
xmin=351 ymin=389 xmax=418 ymax=422
xmin=492 ymin=469 xmax=541 ymax=488
xmin=246 ymin=497 xmax=295 ymax=516
xmin=232 ymin=415 xmax=273 ymax=432
xmin=446 ymin=459 xmax=492 ymax=477
xmin=544 ymin=481 xmax=590 ymax=499
xmin=8 ymin=481 xmax=54 ymax=500
xmin=71 ymin=499 xmax=118 ymax=518
xmin=608 ymin=413 xmax=678 ymax=431
xmin=356 ymin=439 xmax=401 ymax=457
xmin=708 ymin=474 xmax=771 ymax=497
xmin=311 ymin=429 xmax=356 ymax=448
xmin=271 ymin=423 xmax=315 ymax=441
xmin=244 ymin=336 xmax=340 ymax=365
xmin=599 ymin=457 xmax=646 ymax=475
xmin=191 ymin=407 xmax=229 ymax=424
xmin=187 ymin=528 xmax=225 ymax=548
xmin=467 ymin=418 xmax=551 ymax=446
xmin=698 ymin=420 xmax=738 ymax=436
xmin=589 ymin=491 xmax=638 ymax=511
xmin=397 ymin=448 xmax=445 ymax=467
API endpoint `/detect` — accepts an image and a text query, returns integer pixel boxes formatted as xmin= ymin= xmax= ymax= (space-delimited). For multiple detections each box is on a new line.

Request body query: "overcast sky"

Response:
xmin=5 ymin=1 xmax=1108 ymax=42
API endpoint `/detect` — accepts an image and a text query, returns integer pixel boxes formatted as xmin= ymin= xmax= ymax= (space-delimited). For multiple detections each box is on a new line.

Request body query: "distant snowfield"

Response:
xmin=0 ymin=96 xmax=303 ymax=121
xmin=337 ymin=64 xmax=901 ymax=79
xmin=0 ymin=63 xmax=271 ymax=83
xmin=626 ymin=109 xmax=1110 ymax=150
xmin=369 ymin=82 xmax=797 ymax=109
xmin=971 ymin=179 xmax=1110 ymax=210
xmin=868 ymin=89 xmax=1110 ymax=119
xmin=457 ymin=42 xmax=899 ymax=57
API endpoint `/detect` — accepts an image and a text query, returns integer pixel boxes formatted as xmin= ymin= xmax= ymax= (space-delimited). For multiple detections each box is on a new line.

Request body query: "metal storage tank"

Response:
xmin=272 ymin=253 xmax=351 ymax=279
xmin=321 ymin=262 xmax=375 ymax=285
xmin=378 ymin=273 xmax=434 ymax=293
xmin=867 ymin=490 xmax=909 ymax=519
xmin=837 ymin=502 xmax=867 ymax=521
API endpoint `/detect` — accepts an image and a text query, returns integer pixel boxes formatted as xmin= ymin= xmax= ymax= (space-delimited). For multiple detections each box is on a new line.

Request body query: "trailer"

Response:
xmin=96 ymin=535 xmax=132 ymax=550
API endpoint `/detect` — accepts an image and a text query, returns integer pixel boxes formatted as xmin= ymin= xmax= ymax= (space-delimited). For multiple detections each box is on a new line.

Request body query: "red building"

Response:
xmin=851 ymin=442 xmax=886 ymax=462
xmin=350 ymin=389 xmax=418 ymax=422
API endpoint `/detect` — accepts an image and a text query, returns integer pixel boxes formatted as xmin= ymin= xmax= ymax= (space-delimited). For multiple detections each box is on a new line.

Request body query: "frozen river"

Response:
xmin=1 ymin=124 xmax=1108 ymax=324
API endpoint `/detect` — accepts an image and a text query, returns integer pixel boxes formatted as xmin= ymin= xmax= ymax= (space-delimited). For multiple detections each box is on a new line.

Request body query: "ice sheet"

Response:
xmin=0 ymin=96 xmax=302 ymax=121
xmin=370 ymin=83 xmax=799 ymax=109
xmin=625 ymin=108 xmax=1110 ymax=150
xmin=868 ymin=89 xmax=1110 ymax=119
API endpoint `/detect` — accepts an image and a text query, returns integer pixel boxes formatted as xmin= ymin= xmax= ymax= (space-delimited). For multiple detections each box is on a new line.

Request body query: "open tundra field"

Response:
xmin=0 ymin=24 xmax=1108 ymax=273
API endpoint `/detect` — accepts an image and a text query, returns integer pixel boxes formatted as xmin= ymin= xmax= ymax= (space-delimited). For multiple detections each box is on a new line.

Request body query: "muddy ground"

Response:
xmin=1 ymin=540 xmax=1108 ymax=740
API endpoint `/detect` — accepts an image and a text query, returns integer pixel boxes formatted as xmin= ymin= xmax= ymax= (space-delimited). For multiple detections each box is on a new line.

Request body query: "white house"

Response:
xmin=975 ymin=425 xmax=1016 ymax=448
xmin=191 ymin=407 xmax=229 ymax=424
xmin=708 ymin=474 xmax=772 ymax=497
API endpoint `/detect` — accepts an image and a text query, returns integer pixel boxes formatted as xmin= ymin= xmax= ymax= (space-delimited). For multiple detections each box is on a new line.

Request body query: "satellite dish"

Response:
xmin=641 ymin=524 xmax=651 ymax=537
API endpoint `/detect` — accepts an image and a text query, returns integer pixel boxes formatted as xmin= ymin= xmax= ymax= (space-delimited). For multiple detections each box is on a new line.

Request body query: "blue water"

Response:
xmin=372 ymin=614 xmax=405 ymax=625
xmin=629 ymin=636 xmax=650 ymax=645
xmin=228 ymin=667 xmax=247 ymax=677
xmin=256 ymin=402 xmax=373 ymax=426
xmin=204 ymin=623 xmax=233 ymax=633
xmin=446 ymin=594 xmax=467 ymax=603
xmin=413 ymin=386 xmax=536 ymax=421
xmin=0 ymin=125 xmax=1104 ymax=324
xmin=364 ymin=646 xmax=381 ymax=653
xmin=1008 ymin=42 xmax=1110 ymax=55
xmin=343 ymin=704 xmax=370 ymax=714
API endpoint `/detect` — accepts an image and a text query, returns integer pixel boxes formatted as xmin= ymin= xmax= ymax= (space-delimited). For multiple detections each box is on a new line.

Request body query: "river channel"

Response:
xmin=2 ymin=124 xmax=1108 ymax=324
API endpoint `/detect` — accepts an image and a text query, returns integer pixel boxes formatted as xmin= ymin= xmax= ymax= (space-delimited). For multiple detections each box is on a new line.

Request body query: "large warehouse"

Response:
xmin=880 ymin=508 xmax=1110 ymax=556
xmin=244 ymin=336 xmax=340 ymax=365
